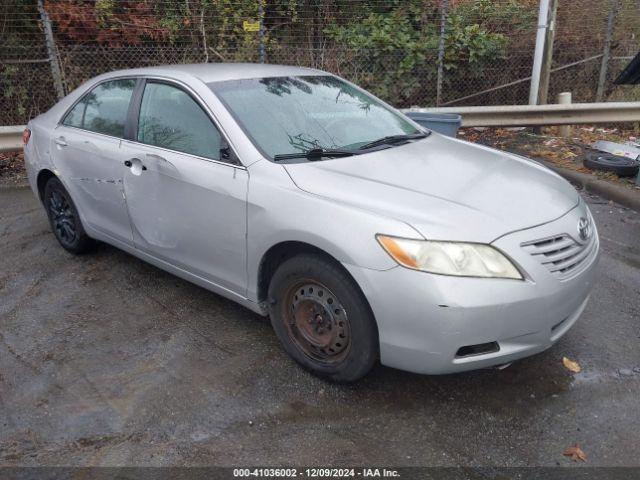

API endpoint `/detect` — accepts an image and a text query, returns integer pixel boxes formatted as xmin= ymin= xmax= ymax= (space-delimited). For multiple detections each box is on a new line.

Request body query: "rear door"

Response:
xmin=51 ymin=78 xmax=137 ymax=246
xmin=119 ymin=79 xmax=248 ymax=294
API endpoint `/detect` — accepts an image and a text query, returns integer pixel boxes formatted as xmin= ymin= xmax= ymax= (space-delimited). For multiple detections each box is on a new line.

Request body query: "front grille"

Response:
xmin=521 ymin=230 xmax=597 ymax=279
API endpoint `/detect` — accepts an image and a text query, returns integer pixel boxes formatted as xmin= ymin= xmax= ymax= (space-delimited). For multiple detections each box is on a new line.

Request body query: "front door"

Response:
xmin=51 ymin=78 xmax=137 ymax=246
xmin=120 ymin=80 xmax=248 ymax=294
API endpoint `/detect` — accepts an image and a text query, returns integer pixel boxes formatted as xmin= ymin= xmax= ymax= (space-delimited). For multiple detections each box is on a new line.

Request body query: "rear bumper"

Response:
xmin=344 ymin=205 xmax=599 ymax=375
xmin=22 ymin=126 xmax=42 ymax=199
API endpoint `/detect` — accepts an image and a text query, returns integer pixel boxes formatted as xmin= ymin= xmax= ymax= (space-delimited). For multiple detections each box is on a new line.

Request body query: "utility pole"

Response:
xmin=538 ymin=0 xmax=558 ymax=104
xmin=596 ymin=4 xmax=617 ymax=102
xmin=37 ymin=0 xmax=65 ymax=100
xmin=529 ymin=0 xmax=551 ymax=105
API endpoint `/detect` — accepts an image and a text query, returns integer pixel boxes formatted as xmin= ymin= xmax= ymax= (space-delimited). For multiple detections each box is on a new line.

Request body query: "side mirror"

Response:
xmin=220 ymin=139 xmax=240 ymax=165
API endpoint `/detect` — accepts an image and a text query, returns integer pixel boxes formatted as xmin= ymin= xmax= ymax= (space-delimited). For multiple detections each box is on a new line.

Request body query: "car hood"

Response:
xmin=283 ymin=134 xmax=579 ymax=243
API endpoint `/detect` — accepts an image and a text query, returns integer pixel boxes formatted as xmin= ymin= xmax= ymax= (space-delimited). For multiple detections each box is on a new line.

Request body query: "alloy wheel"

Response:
xmin=48 ymin=189 xmax=77 ymax=246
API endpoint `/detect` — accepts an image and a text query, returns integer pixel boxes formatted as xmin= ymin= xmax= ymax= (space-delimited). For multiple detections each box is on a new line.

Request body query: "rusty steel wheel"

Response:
xmin=268 ymin=253 xmax=378 ymax=382
xmin=283 ymin=281 xmax=351 ymax=364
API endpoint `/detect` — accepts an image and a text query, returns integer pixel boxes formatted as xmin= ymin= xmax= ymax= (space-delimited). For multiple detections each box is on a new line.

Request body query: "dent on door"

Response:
xmin=54 ymin=133 xmax=120 ymax=199
xmin=123 ymin=153 xmax=183 ymax=248
xmin=122 ymin=150 xmax=249 ymax=292
xmin=51 ymin=129 xmax=133 ymax=244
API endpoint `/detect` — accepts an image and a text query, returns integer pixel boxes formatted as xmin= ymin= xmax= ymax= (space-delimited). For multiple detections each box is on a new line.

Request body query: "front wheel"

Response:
xmin=43 ymin=177 xmax=94 ymax=254
xmin=268 ymin=254 xmax=378 ymax=382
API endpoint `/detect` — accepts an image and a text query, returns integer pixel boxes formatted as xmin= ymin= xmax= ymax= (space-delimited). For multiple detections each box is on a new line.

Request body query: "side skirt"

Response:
xmin=84 ymin=225 xmax=268 ymax=316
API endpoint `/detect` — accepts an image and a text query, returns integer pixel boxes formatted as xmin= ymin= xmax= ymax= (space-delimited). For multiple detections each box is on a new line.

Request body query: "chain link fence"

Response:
xmin=2 ymin=0 xmax=640 ymax=126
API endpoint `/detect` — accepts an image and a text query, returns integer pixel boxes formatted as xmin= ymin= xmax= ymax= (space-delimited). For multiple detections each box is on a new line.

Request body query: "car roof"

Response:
xmin=101 ymin=63 xmax=328 ymax=84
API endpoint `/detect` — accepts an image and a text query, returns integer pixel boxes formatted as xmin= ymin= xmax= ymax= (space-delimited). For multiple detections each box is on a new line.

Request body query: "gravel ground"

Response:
xmin=0 ymin=185 xmax=639 ymax=468
xmin=0 ymin=152 xmax=27 ymax=188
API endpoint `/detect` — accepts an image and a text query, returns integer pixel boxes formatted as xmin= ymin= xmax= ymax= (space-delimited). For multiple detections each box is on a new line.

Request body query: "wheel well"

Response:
xmin=36 ymin=169 xmax=56 ymax=203
xmin=257 ymin=241 xmax=379 ymax=351
xmin=257 ymin=241 xmax=343 ymax=304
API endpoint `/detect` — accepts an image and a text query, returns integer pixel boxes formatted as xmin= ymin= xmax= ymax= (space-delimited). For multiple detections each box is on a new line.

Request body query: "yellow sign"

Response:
xmin=243 ymin=20 xmax=260 ymax=32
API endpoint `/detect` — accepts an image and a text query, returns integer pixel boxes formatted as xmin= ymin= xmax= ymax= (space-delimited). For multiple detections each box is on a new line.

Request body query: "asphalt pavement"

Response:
xmin=1 ymin=185 xmax=639 ymax=467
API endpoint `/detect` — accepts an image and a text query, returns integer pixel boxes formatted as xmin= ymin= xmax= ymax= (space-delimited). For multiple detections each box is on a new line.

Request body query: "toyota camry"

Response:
xmin=23 ymin=63 xmax=599 ymax=382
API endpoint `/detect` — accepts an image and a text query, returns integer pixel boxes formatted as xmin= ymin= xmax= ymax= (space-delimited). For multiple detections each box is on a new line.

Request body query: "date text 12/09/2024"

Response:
xmin=233 ymin=468 xmax=401 ymax=478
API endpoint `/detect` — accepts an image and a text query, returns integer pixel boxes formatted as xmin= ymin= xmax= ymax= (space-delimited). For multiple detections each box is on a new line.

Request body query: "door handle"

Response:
xmin=54 ymin=137 xmax=67 ymax=147
xmin=146 ymin=153 xmax=168 ymax=163
xmin=124 ymin=158 xmax=147 ymax=171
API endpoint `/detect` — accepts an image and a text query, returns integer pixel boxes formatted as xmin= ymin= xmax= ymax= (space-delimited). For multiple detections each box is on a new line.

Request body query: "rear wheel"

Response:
xmin=44 ymin=177 xmax=94 ymax=254
xmin=268 ymin=254 xmax=377 ymax=382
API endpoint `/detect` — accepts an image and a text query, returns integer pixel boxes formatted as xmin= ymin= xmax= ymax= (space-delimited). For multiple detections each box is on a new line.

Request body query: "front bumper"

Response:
xmin=344 ymin=203 xmax=599 ymax=375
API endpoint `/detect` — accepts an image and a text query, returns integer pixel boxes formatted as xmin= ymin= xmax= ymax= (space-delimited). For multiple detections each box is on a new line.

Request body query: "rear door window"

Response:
xmin=62 ymin=79 xmax=136 ymax=138
xmin=137 ymin=82 xmax=222 ymax=160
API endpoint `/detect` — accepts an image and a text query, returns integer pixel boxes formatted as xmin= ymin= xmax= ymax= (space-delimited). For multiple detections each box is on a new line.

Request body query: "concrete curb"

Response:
xmin=540 ymin=160 xmax=640 ymax=212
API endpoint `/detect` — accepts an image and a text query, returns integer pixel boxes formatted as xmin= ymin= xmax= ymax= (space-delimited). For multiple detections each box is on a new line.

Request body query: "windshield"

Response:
xmin=209 ymin=75 xmax=420 ymax=159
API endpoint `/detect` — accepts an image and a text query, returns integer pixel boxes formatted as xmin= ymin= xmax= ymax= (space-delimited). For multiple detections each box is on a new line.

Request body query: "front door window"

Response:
xmin=137 ymin=82 xmax=222 ymax=160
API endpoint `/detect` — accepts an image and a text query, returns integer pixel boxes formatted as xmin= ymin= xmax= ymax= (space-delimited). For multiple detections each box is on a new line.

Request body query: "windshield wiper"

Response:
xmin=273 ymin=148 xmax=359 ymax=162
xmin=358 ymin=131 xmax=429 ymax=150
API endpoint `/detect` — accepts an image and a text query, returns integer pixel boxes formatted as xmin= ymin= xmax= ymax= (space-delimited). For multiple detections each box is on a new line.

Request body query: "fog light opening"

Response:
xmin=456 ymin=341 xmax=500 ymax=358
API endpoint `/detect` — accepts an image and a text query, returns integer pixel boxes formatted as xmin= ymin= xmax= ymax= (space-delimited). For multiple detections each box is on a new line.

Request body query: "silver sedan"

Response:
xmin=23 ymin=63 xmax=599 ymax=382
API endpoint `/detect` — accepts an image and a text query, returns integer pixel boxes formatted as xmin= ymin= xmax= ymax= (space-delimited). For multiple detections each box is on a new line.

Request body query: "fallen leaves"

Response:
xmin=458 ymin=125 xmax=640 ymax=188
xmin=563 ymin=444 xmax=588 ymax=462
xmin=0 ymin=151 xmax=27 ymax=184
xmin=559 ymin=360 xmax=588 ymax=463
xmin=562 ymin=356 xmax=582 ymax=373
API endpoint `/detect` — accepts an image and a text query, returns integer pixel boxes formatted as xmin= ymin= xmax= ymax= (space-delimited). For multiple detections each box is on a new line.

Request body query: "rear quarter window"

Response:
xmin=62 ymin=79 xmax=136 ymax=138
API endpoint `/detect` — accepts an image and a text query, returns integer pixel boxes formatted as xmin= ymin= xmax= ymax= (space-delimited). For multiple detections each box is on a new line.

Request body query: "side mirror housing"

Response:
xmin=220 ymin=139 xmax=241 ymax=166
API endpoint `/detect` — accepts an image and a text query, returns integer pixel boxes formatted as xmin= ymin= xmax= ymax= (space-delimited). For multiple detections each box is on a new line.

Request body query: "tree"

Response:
xmin=45 ymin=0 xmax=171 ymax=46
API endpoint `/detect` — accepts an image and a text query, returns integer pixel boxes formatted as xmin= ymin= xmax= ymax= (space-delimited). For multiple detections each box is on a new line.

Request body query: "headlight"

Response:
xmin=376 ymin=235 xmax=523 ymax=279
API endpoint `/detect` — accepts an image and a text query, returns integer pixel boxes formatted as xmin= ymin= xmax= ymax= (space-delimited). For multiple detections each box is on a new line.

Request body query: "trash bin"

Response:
xmin=404 ymin=112 xmax=462 ymax=138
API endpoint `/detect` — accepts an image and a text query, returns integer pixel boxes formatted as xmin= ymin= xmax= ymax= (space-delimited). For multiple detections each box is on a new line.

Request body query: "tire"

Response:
xmin=43 ymin=177 xmax=95 ymax=254
xmin=268 ymin=253 xmax=378 ymax=382
xmin=584 ymin=150 xmax=640 ymax=177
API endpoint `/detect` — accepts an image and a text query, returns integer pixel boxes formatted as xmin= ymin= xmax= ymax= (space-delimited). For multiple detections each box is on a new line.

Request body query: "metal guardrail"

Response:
xmin=0 ymin=126 xmax=25 ymax=153
xmin=402 ymin=102 xmax=640 ymax=128
xmin=1 ymin=101 xmax=640 ymax=152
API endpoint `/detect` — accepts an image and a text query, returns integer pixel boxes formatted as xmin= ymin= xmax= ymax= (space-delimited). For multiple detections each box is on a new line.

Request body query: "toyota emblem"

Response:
xmin=578 ymin=217 xmax=591 ymax=242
